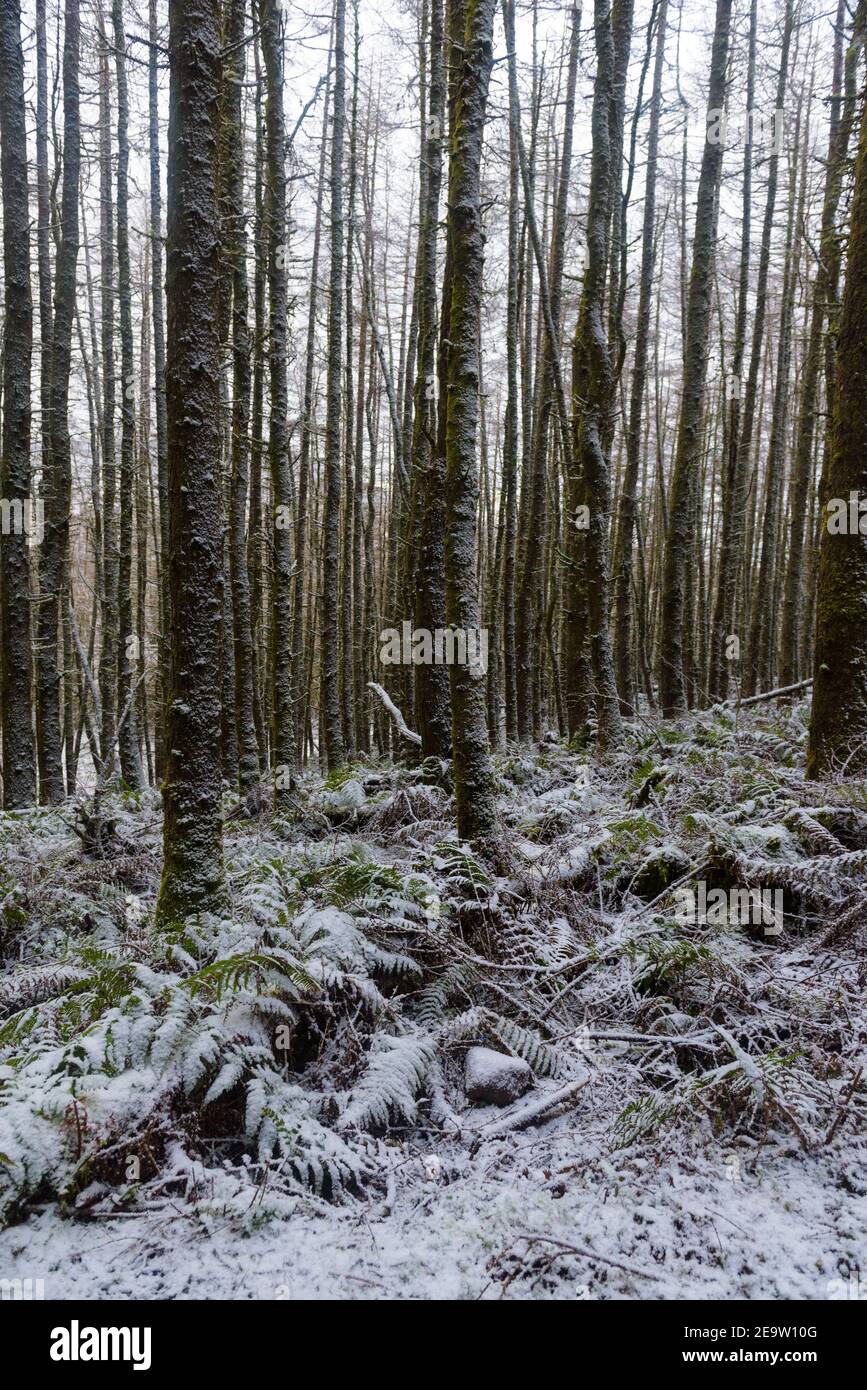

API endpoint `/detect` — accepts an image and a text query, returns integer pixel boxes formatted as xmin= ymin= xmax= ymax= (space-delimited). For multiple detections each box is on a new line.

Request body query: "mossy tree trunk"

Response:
xmin=564 ymin=0 xmax=630 ymax=748
xmin=259 ymin=0 xmax=297 ymax=791
xmin=808 ymin=0 xmax=867 ymax=779
xmin=779 ymin=0 xmax=856 ymax=688
xmin=442 ymin=0 xmax=498 ymax=842
xmin=321 ymin=0 xmax=348 ymax=774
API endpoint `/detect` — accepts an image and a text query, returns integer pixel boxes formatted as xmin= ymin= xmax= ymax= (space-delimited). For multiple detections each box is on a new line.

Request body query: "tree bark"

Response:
xmin=113 ymin=0 xmax=144 ymax=788
xmin=0 ymin=0 xmax=37 ymax=806
xmin=612 ymin=0 xmax=667 ymax=715
xmin=259 ymin=0 xmax=296 ymax=791
xmin=442 ymin=0 xmax=498 ymax=842
xmin=223 ymin=0 xmax=260 ymax=794
xmin=36 ymin=0 xmax=80 ymax=803
xmin=150 ymin=0 xmax=170 ymax=782
xmin=157 ymin=0 xmax=225 ymax=923
xmin=807 ymin=0 xmax=867 ymax=779
xmin=657 ymin=0 xmax=732 ymax=716
xmin=321 ymin=0 xmax=348 ymax=773
xmin=412 ymin=0 xmax=452 ymax=761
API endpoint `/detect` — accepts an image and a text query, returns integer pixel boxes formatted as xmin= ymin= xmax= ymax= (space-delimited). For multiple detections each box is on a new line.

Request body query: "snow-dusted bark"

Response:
xmin=808 ymin=1 xmax=867 ymax=779
xmin=36 ymin=0 xmax=80 ymax=804
xmin=259 ymin=0 xmax=297 ymax=789
xmin=443 ymin=0 xmax=498 ymax=842
xmin=412 ymin=0 xmax=452 ymax=762
xmin=0 ymin=0 xmax=36 ymax=806
xmin=611 ymin=0 xmax=667 ymax=715
xmin=321 ymin=0 xmax=348 ymax=774
xmin=157 ymin=0 xmax=225 ymax=923
xmin=658 ymin=0 xmax=732 ymax=717
xmin=222 ymin=0 xmax=260 ymax=794
xmin=564 ymin=0 xmax=630 ymax=747
xmin=113 ymin=0 xmax=144 ymax=790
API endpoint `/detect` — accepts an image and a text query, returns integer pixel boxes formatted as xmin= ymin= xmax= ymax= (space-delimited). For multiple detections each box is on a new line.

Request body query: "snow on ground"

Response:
xmin=2 ymin=705 xmax=867 ymax=1300
xmin=3 ymin=1118 xmax=865 ymax=1300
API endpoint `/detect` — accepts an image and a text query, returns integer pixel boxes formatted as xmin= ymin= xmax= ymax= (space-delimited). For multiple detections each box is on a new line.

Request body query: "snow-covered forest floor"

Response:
xmin=1 ymin=701 xmax=866 ymax=1300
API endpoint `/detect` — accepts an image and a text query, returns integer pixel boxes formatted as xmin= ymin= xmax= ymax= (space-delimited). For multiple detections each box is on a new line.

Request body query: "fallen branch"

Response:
xmin=509 ymin=1233 xmax=663 ymax=1283
xmin=470 ymin=1077 xmax=588 ymax=1154
xmin=554 ymin=1028 xmax=718 ymax=1052
xmin=721 ymin=678 xmax=812 ymax=710
xmin=367 ymin=681 xmax=422 ymax=746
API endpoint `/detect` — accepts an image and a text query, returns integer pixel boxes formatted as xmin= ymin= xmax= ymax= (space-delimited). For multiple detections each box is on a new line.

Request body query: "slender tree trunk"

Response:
xmin=780 ymin=0 xmax=855 ymax=687
xmin=157 ymin=0 xmax=225 ymax=923
xmin=0 ymin=0 xmax=37 ymax=806
xmin=501 ymin=0 xmax=520 ymax=744
xmin=612 ymin=0 xmax=667 ymax=715
xmin=708 ymin=0 xmax=792 ymax=702
xmin=745 ymin=85 xmax=805 ymax=695
xmin=504 ymin=0 xmax=577 ymax=738
xmin=223 ymin=0 xmax=259 ymax=794
xmin=291 ymin=72 xmax=330 ymax=765
xmin=36 ymin=0 xmax=80 ymax=803
xmin=442 ymin=0 xmax=498 ymax=843
xmin=707 ymin=0 xmax=757 ymax=702
xmin=564 ymin=0 xmax=631 ymax=746
xmin=150 ymin=0 xmax=170 ymax=782
xmin=97 ymin=16 xmax=118 ymax=781
xmin=259 ymin=0 xmax=296 ymax=790
xmin=321 ymin=0 xmax=347 ymax=773
xmin=340 ymin=3 xmax=360 ymax=757
xmin=412 ymin=0 xmax=452 ymax=760
xmin=249 ymin=40 xmax=266 ymax=764
xmin=113 ymin=0 xmax=144 ymax=788
xmin=658 ymin=0 xmax=732 ymax=716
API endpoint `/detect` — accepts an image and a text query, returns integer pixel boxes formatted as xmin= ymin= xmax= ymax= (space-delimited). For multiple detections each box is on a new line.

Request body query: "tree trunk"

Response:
xmin=442 ymin=0 xmax=498 ymax=843
xmin=412 ymin=0 xmax=452 ymax=761
xmin=564 ymin=0 xmax=631 ymax=747
xmin=223 ymin=0 xmax=260 ymax=793
xmin=0 ymin=0 xmax=37 ymax=806
xmin=113 ymin=0 xmax=144 ymax=788
xmin=157 ymin=0 xmax=225 ymax=924
xmin=150 ymin=0 xmax=170 ymax=782
xmin=36 ymin=0 xmax=80 ymax=804
xmin=658 ymin=0 xmax=732 ymax=716
xmin=259 ymin=0 xmax=296 ymax=791
xmin=807 ymin=0 xmax=867 ymax=779
xmin=321 ymin=0 xmax=348 ymax=773
xmin=612 ymin=0 xmax=667 ymax=715
xmin=779 ymin=0 xmax=855 ymax=687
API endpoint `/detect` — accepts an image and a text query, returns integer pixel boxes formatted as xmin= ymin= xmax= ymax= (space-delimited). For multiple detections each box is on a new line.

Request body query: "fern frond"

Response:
xmin=339 ymin=1031 xmax=435 ymax=1131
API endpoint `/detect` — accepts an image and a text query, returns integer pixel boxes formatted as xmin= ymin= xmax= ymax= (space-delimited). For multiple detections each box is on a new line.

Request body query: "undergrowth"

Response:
xmin=1 ymin=701 xmax=865 ymax=1227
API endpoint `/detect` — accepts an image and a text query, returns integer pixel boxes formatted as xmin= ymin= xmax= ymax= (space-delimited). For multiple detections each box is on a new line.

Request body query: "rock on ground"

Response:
xmin=465 ymin=1047 xmax=533 ymax=1106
